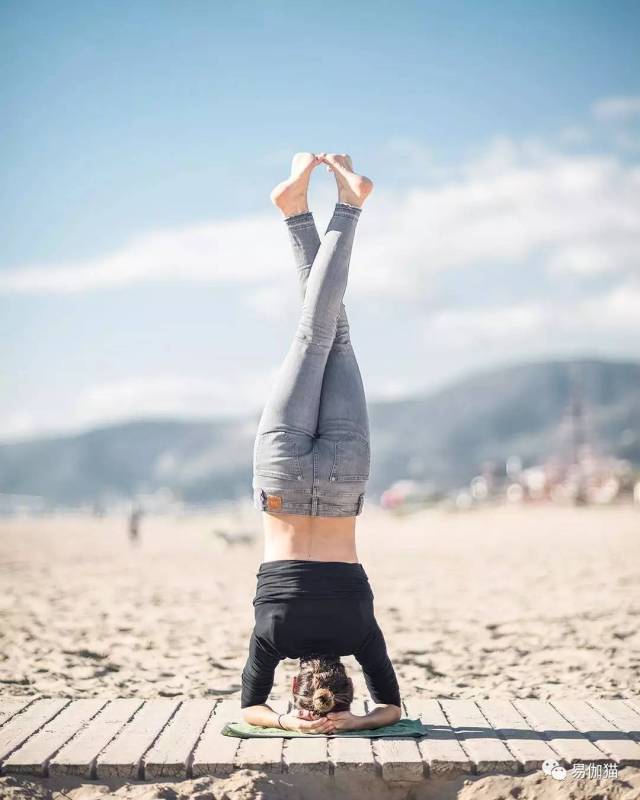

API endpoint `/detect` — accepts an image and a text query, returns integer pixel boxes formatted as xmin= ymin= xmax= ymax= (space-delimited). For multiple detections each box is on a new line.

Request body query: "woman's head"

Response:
xmin=292 ymin=655 xmax=353 ymax=715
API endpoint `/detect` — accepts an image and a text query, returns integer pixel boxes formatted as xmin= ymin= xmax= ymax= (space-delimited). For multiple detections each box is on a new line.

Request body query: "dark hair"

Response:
xmin=293 ymin=655 xmax=353 ymax=715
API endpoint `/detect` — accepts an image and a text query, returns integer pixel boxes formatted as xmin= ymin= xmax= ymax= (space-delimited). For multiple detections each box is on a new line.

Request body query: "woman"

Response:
xmin=241 ymin=153 xmax=401 ymax=734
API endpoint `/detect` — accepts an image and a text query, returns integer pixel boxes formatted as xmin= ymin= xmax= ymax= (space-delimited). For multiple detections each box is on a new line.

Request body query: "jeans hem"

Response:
xmin=285 ymin=211 xmax=315 ymax=227
xmin=254 ymin=503 xmax=363 ymax=518
xmin=334 ymin=202 xmax=362 ymax=218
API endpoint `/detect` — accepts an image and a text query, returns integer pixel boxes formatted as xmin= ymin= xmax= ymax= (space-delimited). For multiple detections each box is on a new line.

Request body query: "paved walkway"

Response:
xmin=1 ymin=696 xmax=639 ymax=782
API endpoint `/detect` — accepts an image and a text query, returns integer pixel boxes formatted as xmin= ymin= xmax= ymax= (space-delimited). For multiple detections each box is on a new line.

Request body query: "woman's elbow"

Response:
xmin=242 ymin=706 xmax=258 ymax=724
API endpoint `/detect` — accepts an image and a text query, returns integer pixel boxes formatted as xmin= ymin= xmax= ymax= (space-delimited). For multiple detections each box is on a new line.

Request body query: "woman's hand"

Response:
xmin=281 ymin=711 xmax=335 ymax=735
xmin=325 ymin=710 xmax=366 ymax=731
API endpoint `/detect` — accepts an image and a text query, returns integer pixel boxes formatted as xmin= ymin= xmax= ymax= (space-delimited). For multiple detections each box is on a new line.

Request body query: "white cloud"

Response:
xmin=579 ymin=282 xmax=640 ymax=330
xmin=0 ymin=372 xmax=278 ymax=442
xmin=0 ymin=215 xmax=287 ymax=294
xmin=70 ymin=372 xmax=274 ymax=430
xmin=424 ymin=304 xmax=546 ymax=347
xmin=592 ymin=95 xmax=640 ymax=121
xmin=346 ymin=147 xmax=640 ymax=301
xmin=421 ymin=282 xmax=640 ymax=349
xmin=0 ymin=413 xmax=38 ymax=440
xmin=547 ymin=236 xmax=640 ymax=276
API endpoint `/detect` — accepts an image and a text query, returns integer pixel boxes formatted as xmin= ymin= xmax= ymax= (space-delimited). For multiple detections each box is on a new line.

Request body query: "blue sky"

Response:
xmin=2 ymin=1 xmax=639 ymax=439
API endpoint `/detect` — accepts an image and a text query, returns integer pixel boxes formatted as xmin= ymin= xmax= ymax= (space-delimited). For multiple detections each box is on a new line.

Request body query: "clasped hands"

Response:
xmin=280 ymin=707 xmax=365 ymax=734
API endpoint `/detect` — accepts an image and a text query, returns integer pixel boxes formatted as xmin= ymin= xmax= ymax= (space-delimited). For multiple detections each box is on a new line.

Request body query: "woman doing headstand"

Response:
xmin=241 ymin=153 xmax=401 ymax=733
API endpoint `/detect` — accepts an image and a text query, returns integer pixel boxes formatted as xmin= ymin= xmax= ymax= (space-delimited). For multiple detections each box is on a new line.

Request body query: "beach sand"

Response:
xmin=0 ymin=503 xmax=639 ymax=798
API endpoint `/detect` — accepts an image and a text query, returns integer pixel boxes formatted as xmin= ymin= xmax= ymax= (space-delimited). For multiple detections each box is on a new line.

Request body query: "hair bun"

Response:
xmin=312 ymin=687 xmax=335 ymax=713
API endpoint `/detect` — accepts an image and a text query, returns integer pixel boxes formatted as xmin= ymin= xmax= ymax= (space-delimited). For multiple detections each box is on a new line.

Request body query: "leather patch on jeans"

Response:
xmin=266 ymin=494 xmax=283 ymax=511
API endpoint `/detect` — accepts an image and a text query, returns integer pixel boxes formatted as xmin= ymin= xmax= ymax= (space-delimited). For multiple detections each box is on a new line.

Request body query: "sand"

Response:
xmin=0 ymin=503 xmax=639 ymax=798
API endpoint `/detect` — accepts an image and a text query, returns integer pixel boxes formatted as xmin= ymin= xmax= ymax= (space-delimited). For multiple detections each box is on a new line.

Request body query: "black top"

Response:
xmin=240 ymin=559 xmax=401 ymax=708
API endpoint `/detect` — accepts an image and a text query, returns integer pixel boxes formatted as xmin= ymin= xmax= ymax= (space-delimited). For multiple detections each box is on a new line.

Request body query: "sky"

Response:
xmin=1 ymin=0 xmax=639 ymax=441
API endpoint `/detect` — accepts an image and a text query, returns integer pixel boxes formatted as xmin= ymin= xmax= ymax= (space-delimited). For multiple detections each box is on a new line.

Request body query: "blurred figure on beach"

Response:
xmin=128 ymin=506 xmax=143 ymax=545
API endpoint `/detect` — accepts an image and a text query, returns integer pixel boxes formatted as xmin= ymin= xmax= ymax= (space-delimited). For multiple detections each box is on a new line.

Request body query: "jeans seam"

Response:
xmin=287 ymin=222 xmax=317 ymax=231
xmin=328 ymin=441 xmax=338 ymax=482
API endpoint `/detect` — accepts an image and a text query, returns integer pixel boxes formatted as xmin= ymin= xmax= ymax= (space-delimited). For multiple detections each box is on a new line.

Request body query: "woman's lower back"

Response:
xmin=262 ymin=511 xmax=359 ymax=563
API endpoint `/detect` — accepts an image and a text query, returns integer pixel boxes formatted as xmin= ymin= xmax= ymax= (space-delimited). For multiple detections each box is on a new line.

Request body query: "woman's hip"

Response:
xmin=252 ymin=431 xmax=370 ymax=516
xmin=253 ymin=431 xmax=370 ymax=483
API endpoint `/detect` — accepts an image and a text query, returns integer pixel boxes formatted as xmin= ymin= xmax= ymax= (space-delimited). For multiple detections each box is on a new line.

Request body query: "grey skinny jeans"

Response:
xmin=252 ymin=203 xmax=370 ymax=517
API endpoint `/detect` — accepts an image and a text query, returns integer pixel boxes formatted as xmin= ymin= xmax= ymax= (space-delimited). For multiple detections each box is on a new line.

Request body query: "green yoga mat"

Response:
xmin=221 ymin=717 xmax=425 ymax=739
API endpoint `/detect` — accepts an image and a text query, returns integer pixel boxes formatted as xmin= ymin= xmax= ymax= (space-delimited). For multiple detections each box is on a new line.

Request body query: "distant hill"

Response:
xmin=368 ymin=357 xmax=640 ymax=494
xmin=1 ymin=358 xmax=638 ymax=508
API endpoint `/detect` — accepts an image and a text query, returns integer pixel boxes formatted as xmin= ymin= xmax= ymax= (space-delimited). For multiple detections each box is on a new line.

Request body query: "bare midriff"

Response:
xmin=262 ymin=512 xmax=359 ymax=563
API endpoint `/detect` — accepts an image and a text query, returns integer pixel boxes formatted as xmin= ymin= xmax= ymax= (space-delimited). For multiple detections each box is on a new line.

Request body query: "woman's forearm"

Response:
xmin=242 ymin=704 xmax=284 ymax=728
xmin=359 ymin=703 xmax=402 ymax=729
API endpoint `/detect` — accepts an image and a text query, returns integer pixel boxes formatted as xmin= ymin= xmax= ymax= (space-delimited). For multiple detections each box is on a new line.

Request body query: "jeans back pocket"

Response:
xmin=330 ymin=437 xmax=370 ymax=482
xmin=254 ymin=431 xmax=303 ymax=481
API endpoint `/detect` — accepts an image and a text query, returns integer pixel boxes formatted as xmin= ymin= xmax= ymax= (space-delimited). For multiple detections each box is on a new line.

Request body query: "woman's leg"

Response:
xmin=285 ymin=211 xmax=369 ymax=444
xmin=255 ymin=203 xmax=362 ymax=440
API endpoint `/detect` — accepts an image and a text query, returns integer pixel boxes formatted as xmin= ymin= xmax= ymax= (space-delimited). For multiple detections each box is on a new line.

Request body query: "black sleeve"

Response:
xmin=240 ymin=628 xmax=281 ymax=708
xmin=354 ymin=617 xmax=401 ymax=707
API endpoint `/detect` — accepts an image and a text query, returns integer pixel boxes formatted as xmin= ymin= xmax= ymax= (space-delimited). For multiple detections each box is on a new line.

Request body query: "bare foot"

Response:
xmin=270 ymin=152 xmax=321 ymax=217
xmin=318 ymin=153 xmax=374 ymax=207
